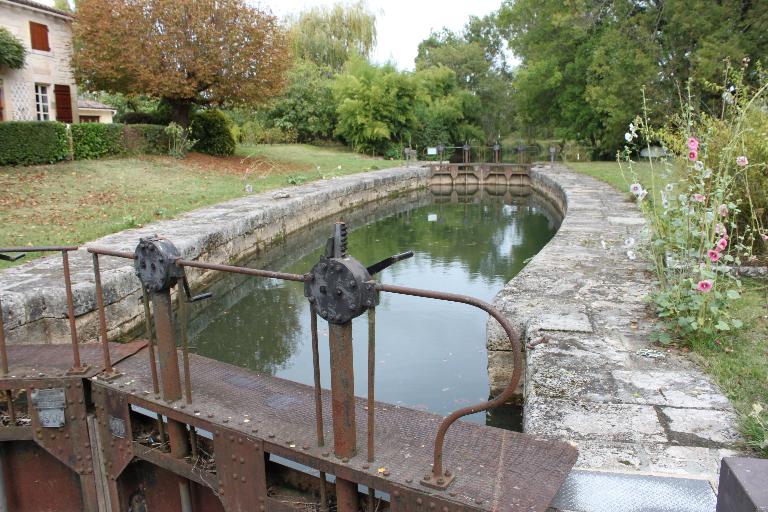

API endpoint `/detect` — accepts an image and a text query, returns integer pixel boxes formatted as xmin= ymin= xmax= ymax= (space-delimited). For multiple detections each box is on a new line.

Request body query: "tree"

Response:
xmin=288 ymin=1 xmax=376 ymax=73
xmin=333 ymin=59 xmax=417 ymax=154
xmin=266 ymin=60 xmax=337 ymax=142
xmin=73 ymin=0 xmax=289 ymax=126
xmin=415 ymin=15 xmax=515 ymax=142
xmin=0 ymin=28 xmax=26 ymax=70
xmin=497 ymin=0 xmax=768 ymax=158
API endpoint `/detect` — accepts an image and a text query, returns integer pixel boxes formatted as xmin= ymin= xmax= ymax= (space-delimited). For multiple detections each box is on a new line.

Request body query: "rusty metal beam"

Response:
xmin=151 ymin=289 xmax=189 ymax=460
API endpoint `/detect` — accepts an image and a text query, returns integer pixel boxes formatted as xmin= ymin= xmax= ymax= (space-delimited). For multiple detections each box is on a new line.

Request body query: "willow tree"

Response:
xmin=73 ymin=0 xmax=289 ymax=126
xmin=289 ymin=1 xmax=376 ymax=72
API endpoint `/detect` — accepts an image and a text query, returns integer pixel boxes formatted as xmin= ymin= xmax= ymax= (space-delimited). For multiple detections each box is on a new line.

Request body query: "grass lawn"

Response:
xmin=566 ymin=159 xmax=768 ymax=456
xmin=567 ymin=160 xmax=686 ymax=194
xmin=693 ymin=279 xmax=768 ymax=456
xmin=0 ymin=145 xmax=402 ymax=269
xmin=237 ymin=143 xmax=401 ymax=177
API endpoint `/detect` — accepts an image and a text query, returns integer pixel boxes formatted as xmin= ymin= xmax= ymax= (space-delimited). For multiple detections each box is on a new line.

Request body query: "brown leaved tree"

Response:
xmin=73 ymin=0 xmax=289 ymax=126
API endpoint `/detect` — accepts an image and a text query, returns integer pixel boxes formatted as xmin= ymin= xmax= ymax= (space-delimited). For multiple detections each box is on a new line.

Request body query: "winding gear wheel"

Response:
xmin=305 ymin=222 xmax=413 ymax=325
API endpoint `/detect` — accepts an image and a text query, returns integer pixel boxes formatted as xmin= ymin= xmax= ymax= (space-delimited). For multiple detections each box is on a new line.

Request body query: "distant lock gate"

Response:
xmin=0 ymin=222 xmax=576 ymax=512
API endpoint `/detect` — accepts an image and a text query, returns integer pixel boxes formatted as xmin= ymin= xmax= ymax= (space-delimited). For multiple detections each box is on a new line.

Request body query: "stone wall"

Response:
xmin=0 ymin=1 xmax=78 ymax=121
xmin=0 ymin=165 xmax=429 ymax=345
xmin=487 ymin=164 xmax=740 ymax=483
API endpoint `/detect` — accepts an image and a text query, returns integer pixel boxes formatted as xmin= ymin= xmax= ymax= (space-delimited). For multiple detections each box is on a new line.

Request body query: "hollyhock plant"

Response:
xmin=718 ymin=204 xmax=728 ymax=216
xmin=692 ymin=193 xmax=706 ymax=202
xmin=707 ymin=249 xmax=721 ymax=262
xmin=717 ymin=238 xmax=728 ymax=251
xmin=697 ymin=280 xmax=713 ymax=292
xmin=688 ymin=149 xmax=698 ymax=161
xmin=687 ymin=137 xmax=699 ymax=150
xmin=629 ymin=183 xmax=642 ymax=195
xmin=736 ymin=155 xmax=748 ymax=167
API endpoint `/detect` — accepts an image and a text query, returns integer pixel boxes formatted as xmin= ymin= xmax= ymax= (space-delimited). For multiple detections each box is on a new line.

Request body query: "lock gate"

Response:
xmin=1 ymin=226 xmax=577 ymax=511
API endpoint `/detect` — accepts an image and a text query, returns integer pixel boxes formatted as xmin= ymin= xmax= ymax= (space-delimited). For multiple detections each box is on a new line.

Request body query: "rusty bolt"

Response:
xmin=475 ymin=499 xmax=483 ymax=505
xmin=405 ymin=478 xmax=412 ymax=483
xmin=448 ymin=492 xmax=456 ymax=498
xmin=383 ymin=470 xmax=390 ymax=477
xmin=268 ymin=433 xmax=275 ymax=438
xmin=424 ymin=474 xmax=432 ymax=480
xmin=362 ymin=464 xmax=370 ymax=469
xmin=241 ymin=476 xmax=246 ymax=483
xmin=322 ymin=452 xmax=329 ymax=458
xmin=208 ymin=413 xmax=214 ymax=418
xmin=231 ymin=455 xmax=236 ymax=461
xmin=342 ymin=457 xmax=349 ymax=463
xmin=238 ymin=438 xmax=243 ymax=444
xmin=229 ymin=435 xmax=234 ymax=442
xmin=443 ymin=507 xmax=449 ymax=512
xmin=437 ymin=478 xmax=445 ymax=485
xmin=223 ymin=418 xmax=229 ymax=423
xmin=444 ymin=470 xmax=452 ymax=477
xmin=240 ymin=457 xmax=244 ymax=464
xmin=251 ymin=428 xmax=258 ymax=433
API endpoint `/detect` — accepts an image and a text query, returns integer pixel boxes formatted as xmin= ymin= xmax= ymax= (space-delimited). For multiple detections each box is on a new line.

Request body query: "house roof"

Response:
xmin=78 ymin=98 xmax=115 ymax=111
xmin=4 ymin=0 xmax=73 ymax=18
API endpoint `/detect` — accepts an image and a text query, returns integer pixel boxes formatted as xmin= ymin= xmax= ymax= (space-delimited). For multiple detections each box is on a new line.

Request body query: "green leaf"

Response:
xmin=726 ymin=290 xmax=741 ymax=300
xmin=731 ymin=319 xmax=744 ymax=329
xmin=715 ymin=320 xmax=730 ymax=331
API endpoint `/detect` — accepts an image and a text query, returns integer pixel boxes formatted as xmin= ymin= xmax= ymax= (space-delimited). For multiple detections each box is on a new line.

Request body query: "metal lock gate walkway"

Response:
xmin=1 ymin=224 xmax=577 ymax=511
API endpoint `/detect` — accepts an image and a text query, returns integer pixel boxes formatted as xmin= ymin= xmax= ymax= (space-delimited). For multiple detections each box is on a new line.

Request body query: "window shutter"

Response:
xmin=30 ymin=22 xmax=50 ymax=52
xmin=54 ymin=84 xmax=73 ymax=123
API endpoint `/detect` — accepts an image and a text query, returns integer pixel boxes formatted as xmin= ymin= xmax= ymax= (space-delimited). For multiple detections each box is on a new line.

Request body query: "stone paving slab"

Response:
xmin=488 ymin=164 xmax=741 ymax=485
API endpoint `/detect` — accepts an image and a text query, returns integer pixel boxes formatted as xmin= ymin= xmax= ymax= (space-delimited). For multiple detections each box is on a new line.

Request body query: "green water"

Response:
xmin=186 ymin=187 xmax=559 ymax=426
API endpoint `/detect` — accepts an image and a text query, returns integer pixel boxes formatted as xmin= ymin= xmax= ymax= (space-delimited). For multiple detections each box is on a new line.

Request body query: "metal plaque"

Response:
xmin=108 ymin=415 xmax=127 ymax=438
xmin=31 ymin=388 xmax=66 ymax=428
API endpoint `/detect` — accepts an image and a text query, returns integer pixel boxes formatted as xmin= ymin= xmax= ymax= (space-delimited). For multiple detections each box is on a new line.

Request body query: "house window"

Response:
xmin=35 ymin=84 xmax=50 ymax=120
xmin=30 ymin=22 xmax=50 ymax=51
xmin=80 ymin=115 xmax=100 ymax=123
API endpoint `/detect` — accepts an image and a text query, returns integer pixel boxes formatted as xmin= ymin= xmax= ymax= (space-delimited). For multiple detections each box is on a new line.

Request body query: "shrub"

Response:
xmin=71 ymin=123 xmax=124 ymax=159
xmin=191 ymin=110 xmax=236 ymax=156
xmin=164 ymin=122 xmax=195 ymax=158
xmin=115 ymin=111 xmax=168 ymax=125
xmin=0 ymin=27 xmax=25 ymax=70
xmin=123 ymin=124 xmax=169 ymax=155
xmin=0 ymin=122 xmax=68 ymax=165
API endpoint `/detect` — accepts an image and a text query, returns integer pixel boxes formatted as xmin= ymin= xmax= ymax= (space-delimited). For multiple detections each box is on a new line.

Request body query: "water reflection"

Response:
xmin=185 ymin=185 xmax=560 ymax=427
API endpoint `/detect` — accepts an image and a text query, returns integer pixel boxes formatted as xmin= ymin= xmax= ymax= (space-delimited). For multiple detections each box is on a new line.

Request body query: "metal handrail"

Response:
xmin=84 ymin=242 xmax=523 ymax=488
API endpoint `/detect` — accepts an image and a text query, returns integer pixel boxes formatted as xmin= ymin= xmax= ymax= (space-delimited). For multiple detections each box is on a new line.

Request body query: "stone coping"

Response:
xmin=487 ymin=164 xmax=740 ymax=485
xmin=0 ymin=165 xmax=429 ymax=345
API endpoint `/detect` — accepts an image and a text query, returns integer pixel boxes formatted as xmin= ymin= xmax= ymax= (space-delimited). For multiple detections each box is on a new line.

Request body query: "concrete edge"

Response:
xmin=0 ymin=165 xmax=430 ymax=345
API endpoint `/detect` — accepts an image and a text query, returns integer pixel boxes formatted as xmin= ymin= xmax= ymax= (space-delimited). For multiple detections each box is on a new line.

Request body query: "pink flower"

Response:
xmin=687 ymin=137 xmax=699 ymax=150
xmin=736 ymin=156 xmax=748 ymax=167
xmin=692 ymin=193 xmax=706 ymax=202
xmin=697 ymin=280 xmax=713 ymax=292
xmin=707 ymin=249 xmax=721 ymax=262
xmin=717 ymin=238 xmax=728 ymax=251
xmin=688 ymin=149 xmax=698 ymax=161
xmin=718 ymin=204 xmax=728 ymax=216
xmin=762 ymin=233 xmax=768 ymax=241
xmin=715 ymin=223 xmax=727 ymax=236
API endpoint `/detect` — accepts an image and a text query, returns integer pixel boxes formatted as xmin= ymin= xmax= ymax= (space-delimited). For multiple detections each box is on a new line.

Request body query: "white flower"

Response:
xmin=245 ymin=184 xmax=253 ymax=193
xmin=694 ymin=160 xmax=704 ymax=171
xmin=662 ymin=199 xmax=669 ymax=209
xmin=629 ymin=122 xmax=636 ymax=134
xmin=624 ymin=237 xmax=635 ymax=248
xmin=637 ymin=189 xmax=648 ymax=201
xmin=624 ymin=132 xmax=633 ymax=143
xmin=337 ymin=165 xmax=342 ymax=170
xmin=665 ymin=183 xmax=674 ymax=192
xmin=626 ymin=250 xmax=636 ymax=260
xmin=736 ymin=156 xmax=748 ymax=167
xmin=629 ymin=183 xmax=643 ymax=196
xmin=703 ymin=168 xmax=712 ymax=178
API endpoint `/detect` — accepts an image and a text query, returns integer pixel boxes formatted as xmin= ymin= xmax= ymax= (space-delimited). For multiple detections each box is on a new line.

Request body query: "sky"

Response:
xmin=41 ymin=0 xmax=504 ymax=71
xmin=256 ymin=0 xmax=503 ymax=70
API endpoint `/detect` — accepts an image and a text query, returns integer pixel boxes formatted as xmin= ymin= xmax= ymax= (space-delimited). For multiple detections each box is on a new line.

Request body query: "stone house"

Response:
xmin=0 ymin=0 xmax=78 ymax=123
xmin=77 ymin=98 xmax=115 ymax=123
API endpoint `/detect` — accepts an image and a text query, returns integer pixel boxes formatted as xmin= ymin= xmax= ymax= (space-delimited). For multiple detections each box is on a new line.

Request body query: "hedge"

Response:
xmin=123 ymin=124 xmax=169 ymax=155
xmin=71 ymin=123 xmax=125 ymax=159
xmin=0 ymin=122 xmax=174 ymax=166
xmin=0 ymin=121 xmax=69 ymax=165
